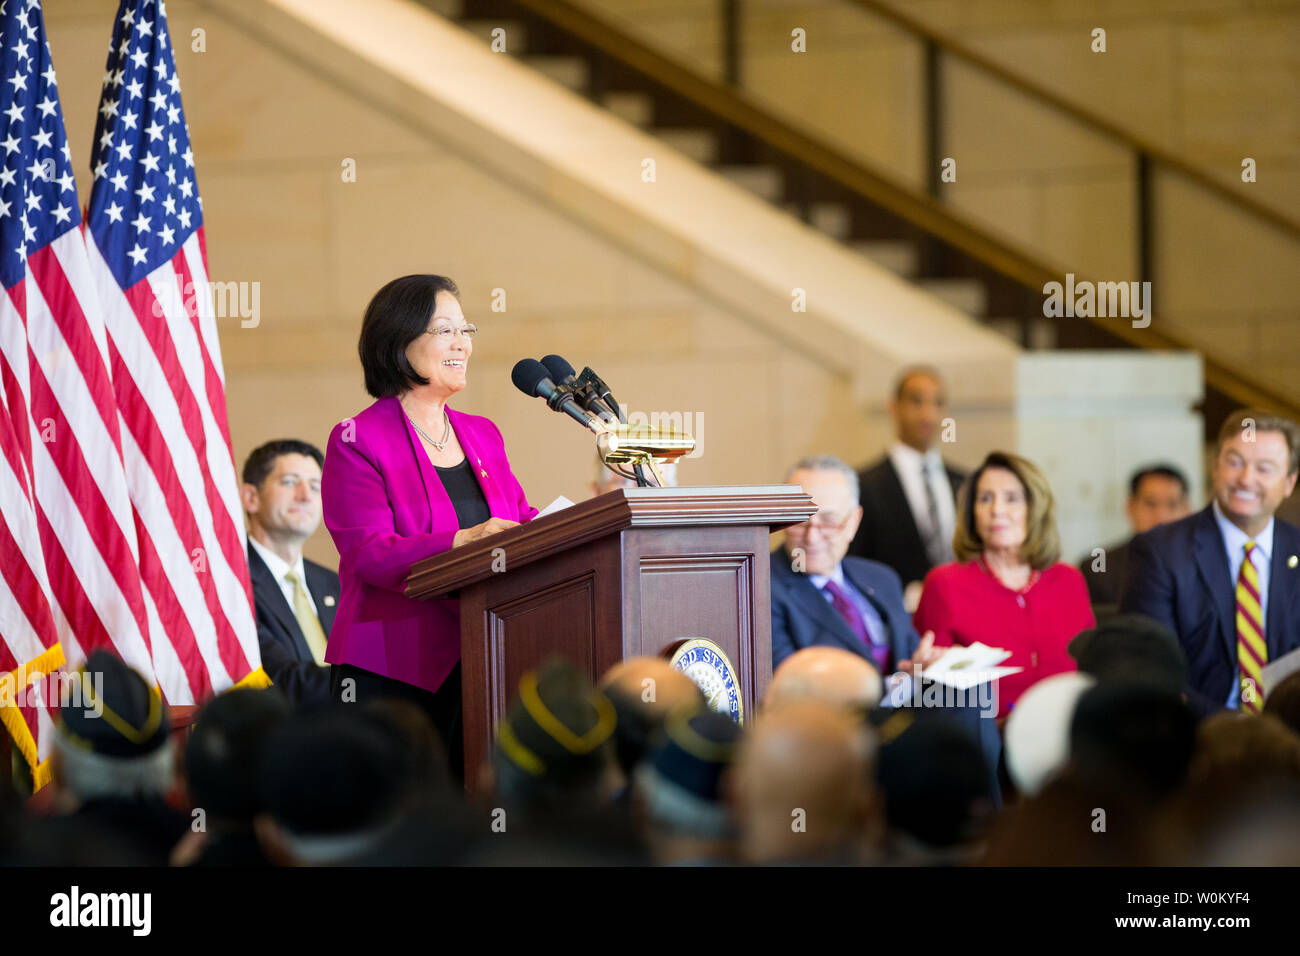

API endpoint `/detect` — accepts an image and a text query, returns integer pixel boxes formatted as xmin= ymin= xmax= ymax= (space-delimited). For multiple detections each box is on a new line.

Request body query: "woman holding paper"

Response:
xmin=913 ymin=451 xmax=1094 ymax=719
xmin=321 ymin=274 xmax=537 ymax=775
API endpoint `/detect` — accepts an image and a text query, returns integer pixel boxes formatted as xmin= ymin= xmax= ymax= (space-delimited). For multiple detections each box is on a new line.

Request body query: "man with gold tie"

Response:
xmin=241 ymin=440 xmax=338 ymax=704
xmin=1122 ymin=410 xmax=1300 ymax=716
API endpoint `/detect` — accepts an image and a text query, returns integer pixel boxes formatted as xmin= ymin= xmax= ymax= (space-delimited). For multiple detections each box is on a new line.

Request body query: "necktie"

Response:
xmin=920 ymin=458 xmax=949 ymax=566
xmin=1235 ymin=542 xmax=1267 ymax=713
xmin=286 ymin=568 xmax=329 ymax=666
xmin=823 ymin=580 xmax=891 ymax=674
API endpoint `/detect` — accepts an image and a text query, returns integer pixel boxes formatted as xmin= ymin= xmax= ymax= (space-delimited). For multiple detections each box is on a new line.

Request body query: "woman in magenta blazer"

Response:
xmin=321 ymin=274 xmax=536 ymax=774
xmin=913 ymin=451 xmax=1094 ymax=719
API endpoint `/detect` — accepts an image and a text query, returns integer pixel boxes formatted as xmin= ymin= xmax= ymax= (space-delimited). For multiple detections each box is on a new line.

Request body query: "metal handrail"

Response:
xmin=500 ymin=0 xmax=1300 ymax=419
xmin=848 ymin=0 xmax=1300 ymax=241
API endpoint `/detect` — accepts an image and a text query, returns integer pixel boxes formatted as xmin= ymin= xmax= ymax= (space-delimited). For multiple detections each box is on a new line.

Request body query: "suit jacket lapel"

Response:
xmin=304 ymin=562 xmax=338 ymax=636
xmin=1267 ymin=523 xmax=1299 ymax=659
xmin=246 ymin=544 xmax=304 ymax=645
xmin=842 ymin=561 xmax=903 ymax=660
xmin=1192 ymin=506 xmax=1236 ymax=666
xmin=775 ymin=556 xmax=864 ymax=655
xmin=883 ymin=458 xmax=928 ymax=559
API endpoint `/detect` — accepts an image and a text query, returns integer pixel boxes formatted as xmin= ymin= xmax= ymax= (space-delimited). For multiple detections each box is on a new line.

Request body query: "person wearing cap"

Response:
xmin=47 ymin=650 xmax=188 ymax=865
xmin=322 ymin=275 xmax=537 ymax=780
xmin=632 ymin=708 xmax=743 ymax=866
xmin=491 ymin=660 xmax=622 ymax=824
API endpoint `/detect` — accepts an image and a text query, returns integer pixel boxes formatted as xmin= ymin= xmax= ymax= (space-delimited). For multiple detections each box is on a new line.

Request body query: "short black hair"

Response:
xmin=186 ymin=688 xmax=293 ymax=822
xmin=357 ymin=274 xmax=461 ymax=398
xmin=241 ymin=439 xmax=324 ymax=489
xmin=1068 ymin=614 xmax=1188 ymax=693
xmin=1129 ymin=463 xmax=1189 ymax=499
xmin=1070 ymin=682 xmax=1196 ymax=797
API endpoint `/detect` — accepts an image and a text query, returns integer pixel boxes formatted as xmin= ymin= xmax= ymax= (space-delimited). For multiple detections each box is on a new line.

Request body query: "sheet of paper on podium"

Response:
xmin=536 ymin=496 xmax=574 ymax=519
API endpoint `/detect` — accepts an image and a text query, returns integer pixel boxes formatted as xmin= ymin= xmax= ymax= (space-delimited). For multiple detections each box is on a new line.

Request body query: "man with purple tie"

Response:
xmin=771 ymin=456 xmax=1001 ymax=801
xmin=771 ymin=456 xmax=939 ymax=685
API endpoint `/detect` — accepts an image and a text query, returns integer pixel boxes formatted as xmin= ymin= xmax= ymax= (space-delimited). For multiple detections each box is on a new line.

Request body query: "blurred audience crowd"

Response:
xmin=3 ymin=635 xmax=1299 ymax=867
xmin=4 ymin=371 xmax=1300 ymax=866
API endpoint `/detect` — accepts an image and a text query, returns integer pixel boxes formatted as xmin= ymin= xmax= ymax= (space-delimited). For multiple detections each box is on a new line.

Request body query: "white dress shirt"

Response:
xmin=888 ymin=441 xmax=955 ymax=554
xmin=249 ymin=535 xmax=318 ymax=618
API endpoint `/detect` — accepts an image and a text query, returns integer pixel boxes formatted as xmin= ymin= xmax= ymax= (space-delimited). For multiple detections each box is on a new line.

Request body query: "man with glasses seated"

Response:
xmin=772 ymin=456 xmax=1000 ymax=801
xmin=772 ymin=455 xmax=940 ymax=679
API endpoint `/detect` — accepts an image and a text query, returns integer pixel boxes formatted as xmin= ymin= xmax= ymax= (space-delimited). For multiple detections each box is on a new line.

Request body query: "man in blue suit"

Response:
xmin=772 ymin=455 xmax=1001 ymax=799
xmin=771 ymin=455 xmax=936 ymax=681
xmin=1122 ymin=409 xmax=1300 ymax=716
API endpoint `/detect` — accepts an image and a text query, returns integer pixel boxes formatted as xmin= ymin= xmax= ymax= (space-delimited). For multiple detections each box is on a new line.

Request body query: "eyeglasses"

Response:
xmin=424 ymin=324 xmax=478 ymax=342
xmin=798 ymin=512 xmax=854 ymax=534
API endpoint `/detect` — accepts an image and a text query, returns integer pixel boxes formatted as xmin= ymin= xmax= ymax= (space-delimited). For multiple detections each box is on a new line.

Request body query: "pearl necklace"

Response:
xmin=407 ymin=410 xmax=451 ymax=451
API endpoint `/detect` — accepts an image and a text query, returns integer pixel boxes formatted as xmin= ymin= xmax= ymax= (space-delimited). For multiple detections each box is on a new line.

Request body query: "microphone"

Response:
xmin=511 ymin=358 xmax=605 ymax=434
xmin=576 ymin=366 xmax=622 ymax=423
xmin=539 ymin=354 xmax=578 ymax=387
xmin=541 ymin=354 xmax=620 ymax=422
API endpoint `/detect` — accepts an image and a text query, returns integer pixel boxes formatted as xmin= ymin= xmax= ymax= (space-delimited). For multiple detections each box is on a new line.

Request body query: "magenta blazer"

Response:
xmin=321 ymin=396 xmax=537 ymax=693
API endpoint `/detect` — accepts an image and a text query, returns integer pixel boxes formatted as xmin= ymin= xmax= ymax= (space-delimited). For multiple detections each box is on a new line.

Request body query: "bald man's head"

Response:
xmin=734 ymin=700 xmax=878 ymax=864
xmin=599 ymin=658 xmax=706 ymax=776
xmin=767 ymin=647 xmax=883 ymax=713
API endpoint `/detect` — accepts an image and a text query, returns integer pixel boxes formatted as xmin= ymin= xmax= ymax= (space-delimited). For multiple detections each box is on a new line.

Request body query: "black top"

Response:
xmin=436 ymin=457 xmax=491 ymax=530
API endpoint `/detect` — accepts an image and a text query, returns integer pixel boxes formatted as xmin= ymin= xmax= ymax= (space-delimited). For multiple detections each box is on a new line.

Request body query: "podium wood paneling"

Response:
xmin=407 ymin=485 xmax=815 ymax=784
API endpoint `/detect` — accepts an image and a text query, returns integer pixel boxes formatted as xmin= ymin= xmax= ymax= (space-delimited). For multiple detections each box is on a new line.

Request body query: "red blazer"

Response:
xmin=321 ymin=397 xmax=537 ymax=693
xmin=913 ymin=559 xmax=1094 ymax=718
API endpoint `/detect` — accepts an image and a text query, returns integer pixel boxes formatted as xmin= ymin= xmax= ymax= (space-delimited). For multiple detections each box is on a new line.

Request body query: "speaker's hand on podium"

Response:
xmin=452 ymin=516 xmax=519 ymax=549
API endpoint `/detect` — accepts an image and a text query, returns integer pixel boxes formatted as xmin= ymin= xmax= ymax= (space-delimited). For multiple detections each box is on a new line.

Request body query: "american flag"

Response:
xmin=0 ymin=0 xmax=155 ymax=787
xmin=84 ymin=0 xmax=265 ymax=707
xmin=0 ymin=0 xmax=264 ymax=787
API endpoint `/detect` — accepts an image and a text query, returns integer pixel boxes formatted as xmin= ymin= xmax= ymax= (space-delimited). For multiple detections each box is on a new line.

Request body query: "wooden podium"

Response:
xmin=406 ymin=485 xmax=815 ymax=782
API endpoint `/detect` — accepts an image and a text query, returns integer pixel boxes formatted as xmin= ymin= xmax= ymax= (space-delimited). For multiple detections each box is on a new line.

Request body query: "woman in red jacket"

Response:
xmin=913 ymin=451 xmax=1094 ymax=719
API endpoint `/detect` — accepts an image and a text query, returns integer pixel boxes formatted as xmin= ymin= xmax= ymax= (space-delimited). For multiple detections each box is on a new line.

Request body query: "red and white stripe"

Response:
xmin=1 ymin=229 xmax=155 ymax=774
xmin=86 ymin=226 xmax=259 ymax=706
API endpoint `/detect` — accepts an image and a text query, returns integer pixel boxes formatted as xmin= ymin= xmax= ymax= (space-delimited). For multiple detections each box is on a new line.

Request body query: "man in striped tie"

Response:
xmin=1122 ymin=409 xmax=1300 ymax=716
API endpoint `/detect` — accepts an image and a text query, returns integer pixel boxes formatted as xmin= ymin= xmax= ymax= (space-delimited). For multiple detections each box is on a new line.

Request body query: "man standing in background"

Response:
xmin=848 ymin=367 xmax=965 ymax=609
xmin=1080 ymin=464 xmax=1191 ymax=612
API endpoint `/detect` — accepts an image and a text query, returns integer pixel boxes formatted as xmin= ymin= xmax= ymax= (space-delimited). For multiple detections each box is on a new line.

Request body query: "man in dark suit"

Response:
xmin=772 ymin=455 xmax=936 ymax=677
xmin=1122 ymin=410 xmax=1300 ymax=716
xmin=1079 ymin=464 xmax=1190 ymax=612
xmin=240 ymin=440 xmax=338 ymax=705
xmin=848 ymin=366 xmax=965 ymax=606
xmin=773 ymin=455 xmax=999 ymax=798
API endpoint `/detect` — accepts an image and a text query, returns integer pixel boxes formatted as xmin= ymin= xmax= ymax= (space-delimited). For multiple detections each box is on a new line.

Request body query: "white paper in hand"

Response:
xmin=536 ymin=496 xmax=574 ymax=519
xmin=922 ymin=642 xmax=1022 ymax=690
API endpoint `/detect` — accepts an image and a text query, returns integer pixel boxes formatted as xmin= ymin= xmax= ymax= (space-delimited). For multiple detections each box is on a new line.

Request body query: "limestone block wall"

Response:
xmin=572 ymin=0 xmax=1300 ymax=400
xmin=46 ymin=0 xmax=1019 ymax=570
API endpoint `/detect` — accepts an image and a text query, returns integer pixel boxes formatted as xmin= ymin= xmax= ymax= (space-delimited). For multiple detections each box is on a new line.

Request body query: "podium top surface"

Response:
xmin=406 ymin=484 xmax=816 ymax=600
